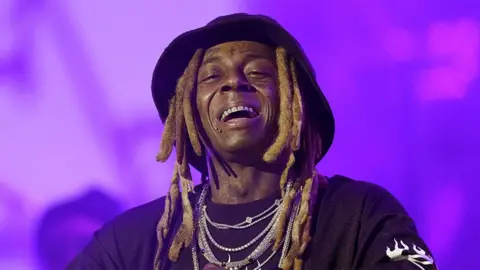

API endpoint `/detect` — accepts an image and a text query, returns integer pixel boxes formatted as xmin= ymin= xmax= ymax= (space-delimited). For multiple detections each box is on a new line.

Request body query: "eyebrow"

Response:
xmin=201 ymin=56 xmax=222 ymax=66
xmin=200 ymin=53 xmax=273 ymax=67
xmin=243 ymin=53 xmax=272 ymax=62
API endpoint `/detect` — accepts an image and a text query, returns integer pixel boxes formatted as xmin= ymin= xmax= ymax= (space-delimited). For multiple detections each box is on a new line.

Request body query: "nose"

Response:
xmin=221 ymin=72 xmax=252 ymax=92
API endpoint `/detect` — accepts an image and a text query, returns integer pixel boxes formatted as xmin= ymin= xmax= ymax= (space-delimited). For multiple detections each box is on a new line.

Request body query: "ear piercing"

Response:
xmin=214 ymin=126 xmax=222 ymax=133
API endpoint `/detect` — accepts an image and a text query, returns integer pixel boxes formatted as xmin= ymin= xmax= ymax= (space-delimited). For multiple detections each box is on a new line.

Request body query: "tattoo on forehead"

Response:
xmin=204 ymin=47 xmax=220 ymax=58
xmin=228 ymin=42 xmax=250 ymax=56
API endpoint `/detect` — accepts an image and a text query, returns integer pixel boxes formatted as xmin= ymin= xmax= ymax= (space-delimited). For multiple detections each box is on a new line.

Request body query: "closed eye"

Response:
xmin=201 ymin=74 xmax=219 ymax=82
xmin=247 ymin=71 xmax=270 ymax=77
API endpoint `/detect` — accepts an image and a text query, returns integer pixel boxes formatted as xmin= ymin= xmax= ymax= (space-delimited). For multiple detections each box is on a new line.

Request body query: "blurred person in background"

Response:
xmin=68 ymin=14 xmax=438 ymax=270
xmin=35 ymin=188 xmax=122 ymax=270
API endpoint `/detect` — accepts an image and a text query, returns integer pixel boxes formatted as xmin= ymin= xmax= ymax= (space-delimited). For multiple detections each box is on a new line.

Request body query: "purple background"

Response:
xmin=0 ymin=1 xmax=478 ymax=269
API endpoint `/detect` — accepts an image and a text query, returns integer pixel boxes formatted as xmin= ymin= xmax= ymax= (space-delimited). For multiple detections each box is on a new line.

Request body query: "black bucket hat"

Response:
xmin=151 ymin=13 xmax=335 ymax=173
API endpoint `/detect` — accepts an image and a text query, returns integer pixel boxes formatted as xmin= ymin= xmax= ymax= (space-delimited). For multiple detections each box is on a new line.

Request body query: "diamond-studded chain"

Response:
xmin=205 ymin=198 xmax=282 ymax=230
xmin=191 ymin=182 xmax=298 ymax=270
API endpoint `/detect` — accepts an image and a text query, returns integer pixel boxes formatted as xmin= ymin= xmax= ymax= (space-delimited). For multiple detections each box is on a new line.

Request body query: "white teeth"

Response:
xmin=220 ymin=106 xmax=257 ymax=121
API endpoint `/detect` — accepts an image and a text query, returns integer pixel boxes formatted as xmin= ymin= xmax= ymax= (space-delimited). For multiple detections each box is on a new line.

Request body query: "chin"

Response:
xmin=220 ymin=136 xmax=267 ymax=160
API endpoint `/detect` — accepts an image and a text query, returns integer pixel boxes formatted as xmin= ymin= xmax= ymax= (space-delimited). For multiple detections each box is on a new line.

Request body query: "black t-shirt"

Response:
xmin=67 ymin=176 xmax=439 ymax=270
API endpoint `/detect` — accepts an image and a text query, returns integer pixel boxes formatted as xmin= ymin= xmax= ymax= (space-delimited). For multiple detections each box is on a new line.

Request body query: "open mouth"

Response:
xmin=219 ymin=105 xmax=259 ymax=122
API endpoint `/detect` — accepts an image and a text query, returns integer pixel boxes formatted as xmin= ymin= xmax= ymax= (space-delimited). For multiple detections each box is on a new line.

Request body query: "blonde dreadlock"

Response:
xmin=154 ymin=46 xmax=325 ymax=270
xmin=154 ymin=49 xmax=204 ymax=268
xmin=267 ymin=48 xmax=324 ymax=270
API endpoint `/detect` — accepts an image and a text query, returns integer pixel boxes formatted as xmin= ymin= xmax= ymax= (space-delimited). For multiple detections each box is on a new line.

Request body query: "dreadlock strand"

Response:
xmin=298 ymin=216 xmax=312 ymax=255
xmin=282 ymin=123 xmax=318 ymax=268
xmin=175 ymin=80 xmax=187 ymax=165
xmin=175 ymin=49 xmax=203 ymax=165
xmin=169 ymin=174 xmax=194 ymax=254
xmin=168 ymin=175 xmax=194 ymax=260
xmin=294 ymin=257 xmax=304 ymax=270
xmin=153 ymin=163 xmax=180 ymax=269
xmin=281 ymin=176 xmax=313 ymax=269
xmin=184 ymin=49 xmax=204 ymax=156
xmin=168 ymin=179 xmax=191 ymax=260
xmin=294 ymin=126 xmax=321 ymax=254
xmin=157 ymin=76 xmax=183 ymax=162
xmin=285 ymin=125 xmax=322 ymax=267
xmin=169 ymin=140 xmax=195 ymax=261
xmin=156 ymin=49 xmax=204 ymax=263
xmin=153 ymin=248 xmax=161 ymax=270
xmin=162 ymin=172 xmax=178 ymax=229
xmin=179 ymin=131 xmax=195 ymax=193
xmin=179 ymin=149 xmax=190 ymax=179
xmin=293 ymin=177 xmax=313 ymax=245
xmin=290 ymin=59 xmax=303 ymax=151
xmin=280 ymin=152 xmax=296 ymax=196
xmin=167 ymin=164 xmax=181 ymax=230
xmin=263 ymin=47 xmax=293 ymax=163
xmin=274 ymin=185 xmax=297 ymax=250
xmin=303 ymin=173 xmax=320 ymax=250
xmin=295 ymin=185 xmax=316 ymax=268
xmin=274 ymin=54 xmax=306 ymax=252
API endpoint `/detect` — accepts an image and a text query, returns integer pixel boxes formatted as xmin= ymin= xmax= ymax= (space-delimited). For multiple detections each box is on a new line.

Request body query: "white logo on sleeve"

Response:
xmin=386 ymin=239 xmax=435 ymax=270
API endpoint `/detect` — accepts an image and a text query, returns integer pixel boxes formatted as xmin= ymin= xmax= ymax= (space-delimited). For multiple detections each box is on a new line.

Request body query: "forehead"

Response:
xmin=203 ymin=41 xmax=276 ymax=62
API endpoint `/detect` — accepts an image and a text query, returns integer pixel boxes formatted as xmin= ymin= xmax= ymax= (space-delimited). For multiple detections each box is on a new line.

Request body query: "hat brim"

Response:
xmin=152 ymin=14 xmax=335 ymax=173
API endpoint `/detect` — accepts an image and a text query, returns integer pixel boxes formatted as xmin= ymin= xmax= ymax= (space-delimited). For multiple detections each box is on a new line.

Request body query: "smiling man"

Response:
xmin=67 ymin=14 xmax=438 ymax=270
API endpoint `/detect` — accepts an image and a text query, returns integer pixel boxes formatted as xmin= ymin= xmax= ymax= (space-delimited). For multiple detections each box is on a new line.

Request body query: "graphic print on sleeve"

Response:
xmin=386 ymin=239 xmax=436 ymax=270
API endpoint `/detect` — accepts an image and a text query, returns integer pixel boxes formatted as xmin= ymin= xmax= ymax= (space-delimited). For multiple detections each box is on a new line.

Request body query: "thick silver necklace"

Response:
xmin=191 ymin=183 xmax=299 ymax=270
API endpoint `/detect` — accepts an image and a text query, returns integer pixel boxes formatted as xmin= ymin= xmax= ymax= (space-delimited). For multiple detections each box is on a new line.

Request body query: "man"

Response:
xmin=36 ymin=189 xmax=122 ymax=270
xmin=68 ymin=14 xmax=437 ymax=270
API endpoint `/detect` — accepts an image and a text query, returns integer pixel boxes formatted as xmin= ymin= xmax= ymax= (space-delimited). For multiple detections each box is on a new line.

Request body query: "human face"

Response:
xmin=196 ymin=41 xmax=279 ymax=162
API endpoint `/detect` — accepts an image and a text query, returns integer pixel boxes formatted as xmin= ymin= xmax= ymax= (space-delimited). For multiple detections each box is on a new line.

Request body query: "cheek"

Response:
xmin=195 ymin=100 xmax=209 ymax=129
xmin=195 ymin=88 xmax=215 ymax=129
xmin=251 ymin=78 xmax=278 ymax=98
xmin=263 ymin=83 xmax=280 ymax=109
xmin=260 ymin=84 xmax=280 ymax=129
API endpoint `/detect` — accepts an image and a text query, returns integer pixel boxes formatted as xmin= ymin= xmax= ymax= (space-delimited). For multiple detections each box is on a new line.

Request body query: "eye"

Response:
xmin=247 ymin=71 xmax=270 ymax=77
xmin=200 ymin=74 xmax=221 ymax=83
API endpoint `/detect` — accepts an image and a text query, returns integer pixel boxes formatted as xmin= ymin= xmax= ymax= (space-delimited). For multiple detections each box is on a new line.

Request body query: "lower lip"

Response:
xmin=221 ymin=116 xmax=261 ymax=129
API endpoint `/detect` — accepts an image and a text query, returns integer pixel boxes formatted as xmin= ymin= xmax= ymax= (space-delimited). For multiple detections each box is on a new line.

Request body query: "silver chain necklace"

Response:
xmin=202 ymin=205 xmax=280 ymax=252
xmin=191 ymin=183 xmax=299 ymax=270
xmin=204 ymin=198 xmax=282 ymax=230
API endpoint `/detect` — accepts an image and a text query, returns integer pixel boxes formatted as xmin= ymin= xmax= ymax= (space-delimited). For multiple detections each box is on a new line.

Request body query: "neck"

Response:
xmin=207 ymin=155 xmax=283 ymax=204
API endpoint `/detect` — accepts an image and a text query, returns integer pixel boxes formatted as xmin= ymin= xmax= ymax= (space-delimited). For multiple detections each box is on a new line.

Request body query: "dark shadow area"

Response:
xmin=35 ymin=188 xmax=123 ymax=270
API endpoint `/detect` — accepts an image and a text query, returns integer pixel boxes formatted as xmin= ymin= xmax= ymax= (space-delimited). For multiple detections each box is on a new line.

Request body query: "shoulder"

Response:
xmin=98 ymin=184 xmax=203 ymax=244
xmin=97 ymin=195 xmax=167 ymax=242
xmin=112 ymin=196 xmax=166 ymax=231
xmin=324 ymin=175 xmax=390 ymax=198
xmin=322 ymin=175 xmax=407 ymax=215
xmin=68 ymin=196 xmax=168 ymax=269
xmin=97 ymin=196 xmax=167 ymax=266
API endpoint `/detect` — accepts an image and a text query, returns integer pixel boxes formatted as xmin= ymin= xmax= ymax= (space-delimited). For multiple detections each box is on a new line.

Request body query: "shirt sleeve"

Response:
xmin=355 ymin=185 xmax=439 ymax=270
xmin=66 ymin=225 xmax=122 ymax=270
